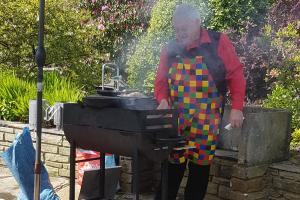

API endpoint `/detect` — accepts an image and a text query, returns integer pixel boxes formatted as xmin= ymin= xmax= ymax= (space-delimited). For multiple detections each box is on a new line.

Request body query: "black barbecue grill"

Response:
xmin=63 ymin=94 xmax=183 ymax=200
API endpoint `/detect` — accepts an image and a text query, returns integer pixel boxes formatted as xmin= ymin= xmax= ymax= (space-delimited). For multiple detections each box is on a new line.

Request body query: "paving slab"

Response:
xmin=0 ymin=167 xmax=18 ymax=200
xmin=0 ymin=165 xmax=159 ymax=200
xmin=0 ymin=165 xmax=80 ymax=200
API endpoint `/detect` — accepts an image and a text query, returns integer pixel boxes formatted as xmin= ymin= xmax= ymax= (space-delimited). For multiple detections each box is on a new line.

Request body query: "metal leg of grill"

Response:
xmin=100 ymin=152 xmax=106 ymax=199
xmin=132 ymin=147 xmax=139 ymax=200
xmin=69 ymin=141 xmax=76 ymax=200
xmin=161 ymin=159 xmax=168 ymax=200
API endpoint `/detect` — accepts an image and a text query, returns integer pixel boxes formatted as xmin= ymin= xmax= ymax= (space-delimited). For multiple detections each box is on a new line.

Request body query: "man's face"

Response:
xmin=173 ymin=18 xmax=200 ymax=47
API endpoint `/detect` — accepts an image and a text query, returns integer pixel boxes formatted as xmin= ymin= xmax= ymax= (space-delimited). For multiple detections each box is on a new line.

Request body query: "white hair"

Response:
xmin=172 ymin=4 xmax=200 ymax=23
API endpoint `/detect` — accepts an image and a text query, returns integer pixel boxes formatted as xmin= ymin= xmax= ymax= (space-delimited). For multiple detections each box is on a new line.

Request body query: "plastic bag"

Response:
xmin=1 ymin=127 xmax=59 ymax=200
xmin=76 ymin=149 xmax=115 ymax=186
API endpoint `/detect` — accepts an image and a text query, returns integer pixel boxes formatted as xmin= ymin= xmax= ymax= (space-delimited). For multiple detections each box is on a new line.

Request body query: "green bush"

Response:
xmin=262 ymin=22 xmax=300 ymax=133
xmin=43 ymin=72 xmax=84 ymax=105
xmin=291 ymin=128 xmax=300 ymax=149
xmin=263 ymin=84 xmax=299 ymax=131
xmin=0 ymin=71 xmax=35 ymax=121
xmin=207 ymin=0 xmax=274 ymax=31
xmin=215 ymin=2 xmax=300 ymax=102
xmin=0 ymin=71 xmax=83 ymax=122
xmin=263 ymin=82 xmax=300 ymax=149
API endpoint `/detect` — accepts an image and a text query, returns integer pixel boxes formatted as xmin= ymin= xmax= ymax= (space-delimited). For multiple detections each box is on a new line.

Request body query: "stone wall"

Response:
xmin=203 ymin=155 xmax=270 ymax=200
xmin=1 ymin=121 xmax=300 ymax=199
xmin=117 ymin=151 xmax=300 ymax=200
xmin=269 ymin=161 xmax=300 ymax=199
xmin=0 ymin=121 xmax=70 ymax=178
xmin=185 ymin=154 xmax=299 ymax=200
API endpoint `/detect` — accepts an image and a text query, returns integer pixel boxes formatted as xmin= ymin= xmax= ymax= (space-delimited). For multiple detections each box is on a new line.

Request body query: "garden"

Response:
xmin=0 ymin=0 xmax=299 ymax=147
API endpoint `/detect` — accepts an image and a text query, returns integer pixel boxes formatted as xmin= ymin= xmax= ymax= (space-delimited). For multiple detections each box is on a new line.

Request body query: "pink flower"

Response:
xmin=97 ymin=24 xmax=105 ymax=30
xmin=97 ymin=17 xmax=104 ymax=23
xmin=269 ymin=69 xmax=280 ymax=78
xmin=102 ymin=5 xmax=108 ymax=11
xmin=109 ymin=16 xmax=115 ymax=22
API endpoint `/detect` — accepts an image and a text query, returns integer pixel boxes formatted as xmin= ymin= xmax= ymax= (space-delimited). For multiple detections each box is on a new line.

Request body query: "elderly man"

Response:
xmin=154 ymin=4 xmax=246 ymax=200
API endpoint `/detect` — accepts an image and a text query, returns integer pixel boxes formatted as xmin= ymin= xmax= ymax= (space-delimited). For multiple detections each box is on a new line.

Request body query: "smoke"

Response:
xmin=125 ymin=0 xmax=212 ymax=93
xmin=180 ymin=0 xmax=212 ymax=25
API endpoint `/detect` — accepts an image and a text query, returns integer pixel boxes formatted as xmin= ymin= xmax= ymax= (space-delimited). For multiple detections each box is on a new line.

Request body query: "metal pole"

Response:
xmin=34 ymin=0 xmax=46 ymax=199
xmin=69 ymin=142 xmax=76 ymax=200
xmin=133 ymin=144 xmax=139 ymax=200
xmin=100 ymin=152 xmax=106 ymax=199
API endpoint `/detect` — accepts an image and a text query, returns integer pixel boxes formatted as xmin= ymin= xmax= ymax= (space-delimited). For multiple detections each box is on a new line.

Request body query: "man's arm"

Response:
xmin=154 ymin=46 xmax=170 ymax=109
xmin=218 ymin=33 xmax=246 ymax=128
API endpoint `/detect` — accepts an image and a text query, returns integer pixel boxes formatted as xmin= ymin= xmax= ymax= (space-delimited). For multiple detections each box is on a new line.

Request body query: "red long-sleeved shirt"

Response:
xmin=154 ymin=29 xmax=246 ymax=110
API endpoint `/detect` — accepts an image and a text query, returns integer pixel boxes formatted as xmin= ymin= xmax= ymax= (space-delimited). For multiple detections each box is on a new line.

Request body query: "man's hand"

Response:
xmin=229 ymin=109 xmax=244 ymax=128
xmin=157 ymin=99 xmax=169 ymax=109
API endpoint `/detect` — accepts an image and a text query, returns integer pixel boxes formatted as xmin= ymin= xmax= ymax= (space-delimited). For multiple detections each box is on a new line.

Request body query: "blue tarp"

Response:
xmin=1 ymin=127 xmax=60 ymax=200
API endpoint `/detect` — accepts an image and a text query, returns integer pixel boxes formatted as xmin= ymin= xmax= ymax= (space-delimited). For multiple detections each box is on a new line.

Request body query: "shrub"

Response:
xmin=43 ymin=72 xmax=84 ymax=105
xmin=0 ymin=71 xmax=35 ymax=121
xmin=263 ymin=84 xmax=299 ymax=131
xmin=207 ymin=0 xmax=274 ymax=31
xmin=291 ymin=128 xmax=300 ymax=150
xmin=0 ymin=71 xmax=83 ymax=122
xmin=261 ymin=21 xmax=299 ymax=138
xmin=230 ymin=0 xmax=300 ymax=102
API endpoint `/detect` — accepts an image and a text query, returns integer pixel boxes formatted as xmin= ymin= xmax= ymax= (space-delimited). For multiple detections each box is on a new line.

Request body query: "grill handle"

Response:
xmin=155 ymin=136 xmax=184 ymax=144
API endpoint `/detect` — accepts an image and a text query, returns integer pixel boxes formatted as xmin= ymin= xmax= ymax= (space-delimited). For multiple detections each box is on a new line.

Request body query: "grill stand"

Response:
xmin=100 ymin=152 xmax=105 ymax=198
xmin=70 ymin=141 xmax=107 ymax=200
xmin=68 ymin=140 xmax=169 ymax=200
xmin=132 ymin=145 xmax=139 ymax=200
xmin=162 ymin=159 xmax=168 ymax=200
xmin=70 ymin=141 xmax=76 ymax=200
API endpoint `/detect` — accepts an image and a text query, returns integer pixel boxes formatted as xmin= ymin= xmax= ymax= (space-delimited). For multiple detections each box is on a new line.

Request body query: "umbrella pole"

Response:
xmin=34 ymin=0 xmax=46 ymax=199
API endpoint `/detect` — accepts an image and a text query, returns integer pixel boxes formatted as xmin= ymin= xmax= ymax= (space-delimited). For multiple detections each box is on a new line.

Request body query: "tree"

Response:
xmin=0 ymin=0 xmax=102 ymax=91
xmin=80 ymin=0 xmax=153 ymax=72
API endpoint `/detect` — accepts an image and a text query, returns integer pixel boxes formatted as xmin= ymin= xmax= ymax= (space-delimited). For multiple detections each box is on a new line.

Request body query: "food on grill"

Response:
xmin=119 ymin=91 xmax=147 ymax=97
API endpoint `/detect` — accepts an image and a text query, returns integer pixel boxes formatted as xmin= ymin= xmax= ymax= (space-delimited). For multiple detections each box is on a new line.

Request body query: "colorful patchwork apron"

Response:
xmin=168 ymin=56 xmax=223 ymax=166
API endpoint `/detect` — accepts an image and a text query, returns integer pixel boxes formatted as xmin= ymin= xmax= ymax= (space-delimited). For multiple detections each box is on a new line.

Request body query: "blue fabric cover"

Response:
xmin=1 ymin=127 xmax=60 ymax=200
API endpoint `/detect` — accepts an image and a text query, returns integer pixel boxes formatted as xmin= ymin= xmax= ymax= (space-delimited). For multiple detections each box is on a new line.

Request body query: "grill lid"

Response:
xmin=83 ymin=95 xmax=158 ymax=110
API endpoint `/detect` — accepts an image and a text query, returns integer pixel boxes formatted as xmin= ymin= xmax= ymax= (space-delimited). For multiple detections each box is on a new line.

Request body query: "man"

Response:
xmin=154 ymin=4 xmax=245 ymax=200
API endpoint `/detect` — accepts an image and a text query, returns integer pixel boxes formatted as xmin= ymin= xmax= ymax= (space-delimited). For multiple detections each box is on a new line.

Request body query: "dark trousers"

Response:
xmin=155 ymin=161 xmax=210 ymax=200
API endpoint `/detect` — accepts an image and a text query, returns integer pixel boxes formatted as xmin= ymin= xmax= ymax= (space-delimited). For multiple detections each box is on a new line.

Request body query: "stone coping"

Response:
xmin=215 ymin=149 xmax=238 ymax=160
xmin=0 ymin=120 xmax=64 ymax=135
xmin=270 ymin=160 xmax=300 ymax=174
xmin=0 ymin=120 xmax=240 ymax=158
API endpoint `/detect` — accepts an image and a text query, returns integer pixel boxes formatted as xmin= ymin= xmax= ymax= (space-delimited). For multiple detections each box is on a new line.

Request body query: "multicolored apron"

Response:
xmin=168 ymin=55 xmax=223 ymax=166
